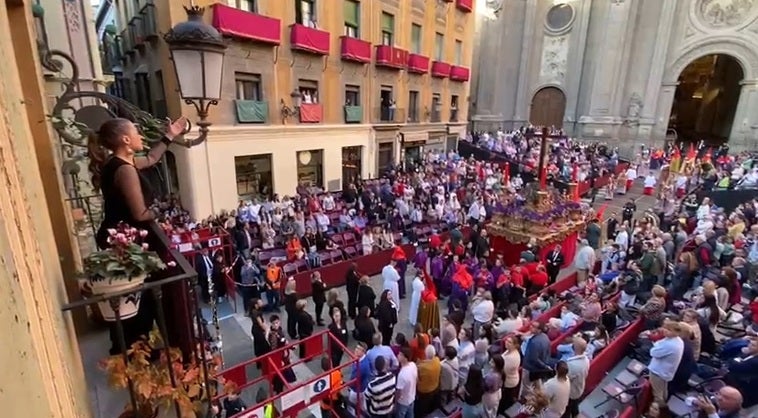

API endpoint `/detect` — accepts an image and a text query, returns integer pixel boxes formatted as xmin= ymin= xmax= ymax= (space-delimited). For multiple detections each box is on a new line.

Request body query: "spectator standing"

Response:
xmin=416 ymin=345 xmax=442 ymax=416
xmin=459 ymin=364 xmax=485 ymax=418
xmin=563 ymin=337 xmax=590 ymax=418
xmin=395 ymin=348 xmax=418 ymax=418
xmin=575 ymin=240 xmax=596 ymax=286
xmin=440 ymin=346 xmax=460 ymax=404
xmin=311 ymin=271 xmax=326 ymax=326
xmin=499 ymin=335 xmax=522 ymax=413
xmin=522 ymin=322 xmax=551 ymax=396
xmin=647 ymin=321 xmax=685 ymax=404
xmin=543 ymin=361 xmax=571 ymax=417
xmin=365 ymin=356 xmax=396 ymax=418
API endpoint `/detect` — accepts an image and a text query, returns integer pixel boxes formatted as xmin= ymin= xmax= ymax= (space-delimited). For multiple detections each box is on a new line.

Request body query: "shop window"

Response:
xmin=297 ymin=150 xmax=324 ymax=189
xmin=235 ymin=154 xmax=273 ymax=199
xmin=342 ymin=146 xmax=362 ymax=189
xmin=377 ymin=142 xmax=394 ymax=174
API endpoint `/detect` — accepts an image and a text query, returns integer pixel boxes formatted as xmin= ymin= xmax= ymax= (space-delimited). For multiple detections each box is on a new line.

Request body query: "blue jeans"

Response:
xmin=395 ymin=403 xmax=414 ymax=418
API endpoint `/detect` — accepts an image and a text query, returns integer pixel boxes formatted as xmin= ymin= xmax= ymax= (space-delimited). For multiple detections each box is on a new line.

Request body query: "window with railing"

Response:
xmin=345 ymin=85 xmax=360 ymax=106
xmin=344 ymin=0 xmax=359 ymax=38
xmin=381 ymin=12 xmax=394 ymax=46
xmin=431 ymin=93 xmax=441 ymax=122
xmin=295 ymin=0 xmax=317 ymax=27
xmin=451 ymin=94 xmax=459 ymax=122
xmin=435 ymin=32 xmax=444 ymax=61
xmin=455 ymin=40 xmax=463 ymax=65
xmin=411 ymin=23 xmax=422 ymax=54
xmin=299 ymin=79 xmax=319 ymax=104
xmin=235 ymin=72 xmax=262 ymax=101
xmin=135 ymin=73 xmax=153 ymax=113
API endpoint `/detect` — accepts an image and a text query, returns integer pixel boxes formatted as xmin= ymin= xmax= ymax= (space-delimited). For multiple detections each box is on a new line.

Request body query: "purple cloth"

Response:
xmin=431 ymin=256 xmax=444 ymax=280
xmin=413 ymin=250 xmax=429 ymax=271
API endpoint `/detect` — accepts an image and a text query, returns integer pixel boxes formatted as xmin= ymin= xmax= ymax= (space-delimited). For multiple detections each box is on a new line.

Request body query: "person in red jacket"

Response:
xmin=529 ymin=265 xmax=549 ymax=295
xmin=509 ymin=263 xmax=527 ymax=307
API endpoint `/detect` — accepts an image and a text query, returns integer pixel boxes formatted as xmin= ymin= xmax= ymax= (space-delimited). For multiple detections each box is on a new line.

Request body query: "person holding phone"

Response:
xmin=691 ymin=386 xmax=743 ymax=418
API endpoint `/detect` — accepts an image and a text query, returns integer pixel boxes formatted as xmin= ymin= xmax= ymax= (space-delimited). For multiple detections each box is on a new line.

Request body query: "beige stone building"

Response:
xmin=101 ymin=0 xmax=477 ymax=217
xmin=471 ymin=0 xmax=758 ymax=154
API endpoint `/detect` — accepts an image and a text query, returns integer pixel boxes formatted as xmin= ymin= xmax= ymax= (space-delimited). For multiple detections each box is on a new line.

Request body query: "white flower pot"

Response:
xmin=89 ymin=273 xmax=147 ymax=321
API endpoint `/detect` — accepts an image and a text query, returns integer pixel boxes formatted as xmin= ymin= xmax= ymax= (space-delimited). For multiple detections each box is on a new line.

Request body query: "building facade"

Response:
xmin=105 ymin=0 xmax=476 ymax=217
xmin=471 ymin=0 xmax=758 ymax=155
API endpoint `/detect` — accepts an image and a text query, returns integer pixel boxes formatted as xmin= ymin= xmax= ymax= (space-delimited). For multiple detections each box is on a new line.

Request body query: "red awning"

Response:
xmin=290 ymin=24 xmax=330 ymax=55
xmin=408 ymin=53 xmax=430 ymax=74
xmin=456 ymin=0 xmax=473 ymax=12
xmin=450 ymin=65 xmax=470 ymax=81
xmin=376 ymin=45 xmax=408 ymax=70
xmin=340 ymin=36 xmax=372 ymax=63
xmin=431 ymin=61 xmax=451 ymax=78
xmin=211 ymin=4 xmax=281 ymax=45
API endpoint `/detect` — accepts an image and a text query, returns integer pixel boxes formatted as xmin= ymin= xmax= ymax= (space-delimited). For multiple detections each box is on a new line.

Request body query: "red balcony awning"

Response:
xmin=340 ymin=36 xmax=372 ymax=63
xmin=456 ymin=0 xmax=473 ymax=12
xmin=450 ymin=65 xmax=470 ymax=81
xmin=300 ymin=103 xmax=323 ymax=123
xmin=408 ymin=53 xmax=430 ymax=74
xmin=375 ymin=45 xmax=408 ymax=70
xmin=290 ymin=24 xmax=330 ymax=55
xmin=211 ymin=3 xmax=281 ymax=45
xmin=431 ymin=61 xmax=451 ymax=78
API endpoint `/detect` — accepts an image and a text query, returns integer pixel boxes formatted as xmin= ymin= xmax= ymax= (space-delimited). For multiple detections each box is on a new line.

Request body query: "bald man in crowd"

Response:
xmin=563 ymin=336 xmax=590 ymax=418
xmin=695 ymin=386 xmax=743 ymax=418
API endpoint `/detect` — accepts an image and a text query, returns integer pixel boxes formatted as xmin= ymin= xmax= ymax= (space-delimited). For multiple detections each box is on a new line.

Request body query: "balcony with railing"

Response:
xmin=290 ymin=24 xmax=330 ymax=55
xmin=375 ymin=45 xmax=408 ymax=70
xmin=407 ymin=53 xmax=430 ymax=74
xmin=373 ymin=106 xmax=405 ymax=124
xmin=340 ymin=36 xmax=372 ymax=63
xmin=450 ymin=108 xmax=459 ymax=122
xmin=139 ymin=0 xmax=159 ymax=41
xmin=344 ymin=105 xmax=363 ymax=123
xmin=450 ymin=65 xmax=471 ymax=82
xmin=128 ymin=15 xmax=144 ymax=50
xmin=212 ymin=3 xmax=282 ymax=45
xmin=457 ymin=0 xmax=473 ymax=12
xmin=235 ymin=100 xmax=269 ymax=123
xmin=408 ymin=106 xmax=420 ymax=123
xmin=431 ymin=61 xmax=451 ymax=78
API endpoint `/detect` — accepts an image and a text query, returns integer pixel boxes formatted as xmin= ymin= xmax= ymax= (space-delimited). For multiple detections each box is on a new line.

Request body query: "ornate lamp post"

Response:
xmin=164 ymin=6 xmax=228 ymax=147
xmin=280 ymin=89 xmax=302 ymax=123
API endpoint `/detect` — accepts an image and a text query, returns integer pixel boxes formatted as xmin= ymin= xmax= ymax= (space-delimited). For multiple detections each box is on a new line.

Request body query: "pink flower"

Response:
xmin=141 ymin=243 xmax=150 ymax=250
xmin=107 ymin=228 xmax=117 ymax=236
xmin=167 ymin=261 xmax=177 ymax=267
xmin=139 ymin=230 xmax=148 ymax=238
xmin=115 ymin=233 xmax=126 ymax=242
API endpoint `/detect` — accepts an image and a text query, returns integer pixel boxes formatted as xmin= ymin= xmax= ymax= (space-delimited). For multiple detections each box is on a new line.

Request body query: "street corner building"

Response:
xmin=98 ymin=0 xmax=477 ymax=218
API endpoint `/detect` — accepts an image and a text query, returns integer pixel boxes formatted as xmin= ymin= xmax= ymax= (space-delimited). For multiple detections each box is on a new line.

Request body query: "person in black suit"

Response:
xmin=545 ymin=244 xmax=564 ymax=285
xmin=356 ymin=275 xmax=376 ymax=315
xmin=194 ymin=246 xmax=215 ymax=303
xmin=345 ymin=263 xmax=361 ymax=319
xmin=294 ymin=300 xmax=315 ymax=359
xmin=607 ymin=213 xmax=619 ymax=240
xmin=232 ymin=221 xmax=252 ymax=259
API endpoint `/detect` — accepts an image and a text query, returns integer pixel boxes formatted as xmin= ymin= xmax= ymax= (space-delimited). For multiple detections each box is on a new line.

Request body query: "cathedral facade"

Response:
xmin=470 ymin=0 xmax=758 ymax=153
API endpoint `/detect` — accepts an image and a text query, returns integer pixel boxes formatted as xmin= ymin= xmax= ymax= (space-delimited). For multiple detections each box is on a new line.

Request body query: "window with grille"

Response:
xmin=411 ymin=24 xmax=422 ymax=54
xmin=381 ymin=12 xmax=394 ymax=46
xmin=344 ymin=0 xmax=359 ymax=38
xmin=235 ymin=73 xmax=262 ymax=101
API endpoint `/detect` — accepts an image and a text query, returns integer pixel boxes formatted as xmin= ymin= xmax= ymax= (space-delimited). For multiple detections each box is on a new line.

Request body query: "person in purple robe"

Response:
xmin=413 ymin=247 xmax=429 ymax=271
xmin=430 ymin=253 xmax=445 ymax=295
xmin=441 ymin=256 xmax=460 ymax=297
xmin=490 ymin=258 xmax=505 ymax=284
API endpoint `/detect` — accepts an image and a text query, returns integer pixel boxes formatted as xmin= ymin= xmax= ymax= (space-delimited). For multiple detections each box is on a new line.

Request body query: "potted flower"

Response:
xmin=100 ymin=329 xmax=226 ymax=418
xmin=84 ymin=223 xmax=167 ymax=321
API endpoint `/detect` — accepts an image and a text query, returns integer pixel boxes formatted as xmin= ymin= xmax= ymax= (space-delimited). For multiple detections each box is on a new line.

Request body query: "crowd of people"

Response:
xmin=151 ymin=130 xmax=758 ymax=418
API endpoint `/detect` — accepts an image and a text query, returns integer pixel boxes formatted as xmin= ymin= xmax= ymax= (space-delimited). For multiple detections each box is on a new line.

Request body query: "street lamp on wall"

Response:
xmin=164 ymin=5 xmax=228 ymax=148
xmin=280 ymin=89 xmax=302 ymax=123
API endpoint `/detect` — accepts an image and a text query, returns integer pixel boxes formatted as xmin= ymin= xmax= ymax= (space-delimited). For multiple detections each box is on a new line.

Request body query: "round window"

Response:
xmin=546 ymin=3 xmax=575 ymax=32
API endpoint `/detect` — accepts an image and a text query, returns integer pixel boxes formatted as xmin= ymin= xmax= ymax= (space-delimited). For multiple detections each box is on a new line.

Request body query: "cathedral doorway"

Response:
xmin=529 ymin=87 xmax=566 ymax=129
xmin=667 ymin=54 xmax=743 ymax=146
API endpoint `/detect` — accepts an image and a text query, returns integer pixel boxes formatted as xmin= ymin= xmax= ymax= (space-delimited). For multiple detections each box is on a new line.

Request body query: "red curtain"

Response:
xmin=490 ymin=231 xmax=578 ymax=267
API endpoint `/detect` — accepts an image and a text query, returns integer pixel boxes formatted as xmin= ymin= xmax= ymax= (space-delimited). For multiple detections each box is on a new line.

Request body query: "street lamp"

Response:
xmin=280 ymin=89 xmax=302 ymax=123
xmin=164 ymin=5 xmax=227 ymax=147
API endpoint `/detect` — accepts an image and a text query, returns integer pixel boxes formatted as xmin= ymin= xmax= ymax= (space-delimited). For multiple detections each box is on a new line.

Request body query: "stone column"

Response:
xmin=729 ymin=80 xmax=758 ymax=151
xmin=639 ymin=0 xmax=677 ymax=131
xmin=513 ymin=0 xmax=537 ymax=125
xmin=581 ymin=0 xmax=637 ymax=122
xmin=0 ymin=2 xmax=91 ymax=416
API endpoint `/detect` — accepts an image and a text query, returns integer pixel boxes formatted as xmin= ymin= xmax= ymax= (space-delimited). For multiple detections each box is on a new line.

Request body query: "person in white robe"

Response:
xmin=409 ymin=272 xmax=425 ymax=326
xmin=382 ymin=260 xmax=401 ymax=311
xmin=643 ymin=174 xmax=657 ymax=195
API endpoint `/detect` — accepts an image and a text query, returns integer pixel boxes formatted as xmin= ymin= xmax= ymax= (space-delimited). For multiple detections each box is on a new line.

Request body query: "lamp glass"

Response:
xmin=171 ymin=48 xmax=225 ymax=100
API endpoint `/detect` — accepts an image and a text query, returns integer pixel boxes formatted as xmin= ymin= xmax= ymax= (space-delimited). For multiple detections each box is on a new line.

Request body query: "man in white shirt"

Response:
xmin=395 ymin=347 xmax=418 ymax=418
xmin=543 ymin=361 xmax=571 ymax=417
xmin=565 ymin=337 xmax=590 ymax=418
xmin=470 ymin=289 xmax=494 ymax=339
xmin=574 ymin=239 xmax=596 ymax=286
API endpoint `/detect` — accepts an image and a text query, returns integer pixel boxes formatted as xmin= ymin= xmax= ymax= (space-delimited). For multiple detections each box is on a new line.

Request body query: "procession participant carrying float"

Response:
xmin=487 ymin=183 xmax=591 ymax=266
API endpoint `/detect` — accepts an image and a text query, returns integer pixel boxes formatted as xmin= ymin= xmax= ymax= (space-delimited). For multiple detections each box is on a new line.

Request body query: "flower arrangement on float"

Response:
xmin=83 ymin=223 xmax=167 ymax=321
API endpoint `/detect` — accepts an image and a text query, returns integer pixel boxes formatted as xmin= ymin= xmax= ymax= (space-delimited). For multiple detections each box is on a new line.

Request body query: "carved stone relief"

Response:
xmin=411 ymin=0 xmax=425 ymax=17
xmin=485 ymin=0 xmax=504 ymax=17
xmin=539 ymin=36 xmax=569 ymax=81
xmin=64 ymin=0 xmax=82 ymax=33
xmin=696 ymin=0 xmax=756 ymax=28
xmin=435 ymin=1 xmax=448 ymax=24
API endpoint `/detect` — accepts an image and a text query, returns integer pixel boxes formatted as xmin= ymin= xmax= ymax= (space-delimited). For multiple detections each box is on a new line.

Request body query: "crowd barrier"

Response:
xmin=583 ymin=318 xmax=645 ymax=396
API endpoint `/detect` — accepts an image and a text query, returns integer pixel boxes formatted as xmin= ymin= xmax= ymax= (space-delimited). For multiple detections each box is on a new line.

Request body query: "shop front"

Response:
xmin=447 ymin=124 xmax=467 ymax=153
xmin=400 ymin=131 xmax=429 ymax=170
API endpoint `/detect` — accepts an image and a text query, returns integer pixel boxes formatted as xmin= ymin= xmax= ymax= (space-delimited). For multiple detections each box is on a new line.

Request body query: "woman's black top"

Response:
xmin=284 ymin=293 xmax=298 ymax=314
xmin=353 ymin=316 xmax=376 ymax=347
xmin=296 ymin=310 xmax=314 ymax=338
xmin=357 ymin=284 xmax=376 ymax=313
xmin=328 ymin=322 xmax=349 ymax=353
xmin=376 ymin=301 xmax=397 ymax=330
xmin=463 ymin=387 xmax=484 ymax=405
xmin=312 ymin=280 xmax=326 ymax=303
xmin=96 ymin=156 xmax=154 ymax=249
xmin=329 ymin=300 xmax=347 ymax=320
xmin=346 ymin=269 xmax=360 ymax=299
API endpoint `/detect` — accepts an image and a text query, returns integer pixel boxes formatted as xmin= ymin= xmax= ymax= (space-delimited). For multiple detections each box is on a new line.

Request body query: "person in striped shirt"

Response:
xmin=364 ymin=355 xmax=396 ymax=418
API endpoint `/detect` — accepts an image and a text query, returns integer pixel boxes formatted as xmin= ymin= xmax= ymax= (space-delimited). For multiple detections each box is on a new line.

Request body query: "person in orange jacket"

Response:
xmin=265 ymin=261 xmax=282 ymax=310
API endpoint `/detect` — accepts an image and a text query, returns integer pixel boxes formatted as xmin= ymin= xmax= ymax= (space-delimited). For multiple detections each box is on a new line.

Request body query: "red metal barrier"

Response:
xmin=216 ymin=329 xmax=360 ymax=418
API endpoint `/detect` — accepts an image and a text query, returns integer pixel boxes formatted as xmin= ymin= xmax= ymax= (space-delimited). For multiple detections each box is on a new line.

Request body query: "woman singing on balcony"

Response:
xmin=87 ymin=116 xmax=186 ymax=354
xmin=88 ymin=116 xmax=187 ymax=249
